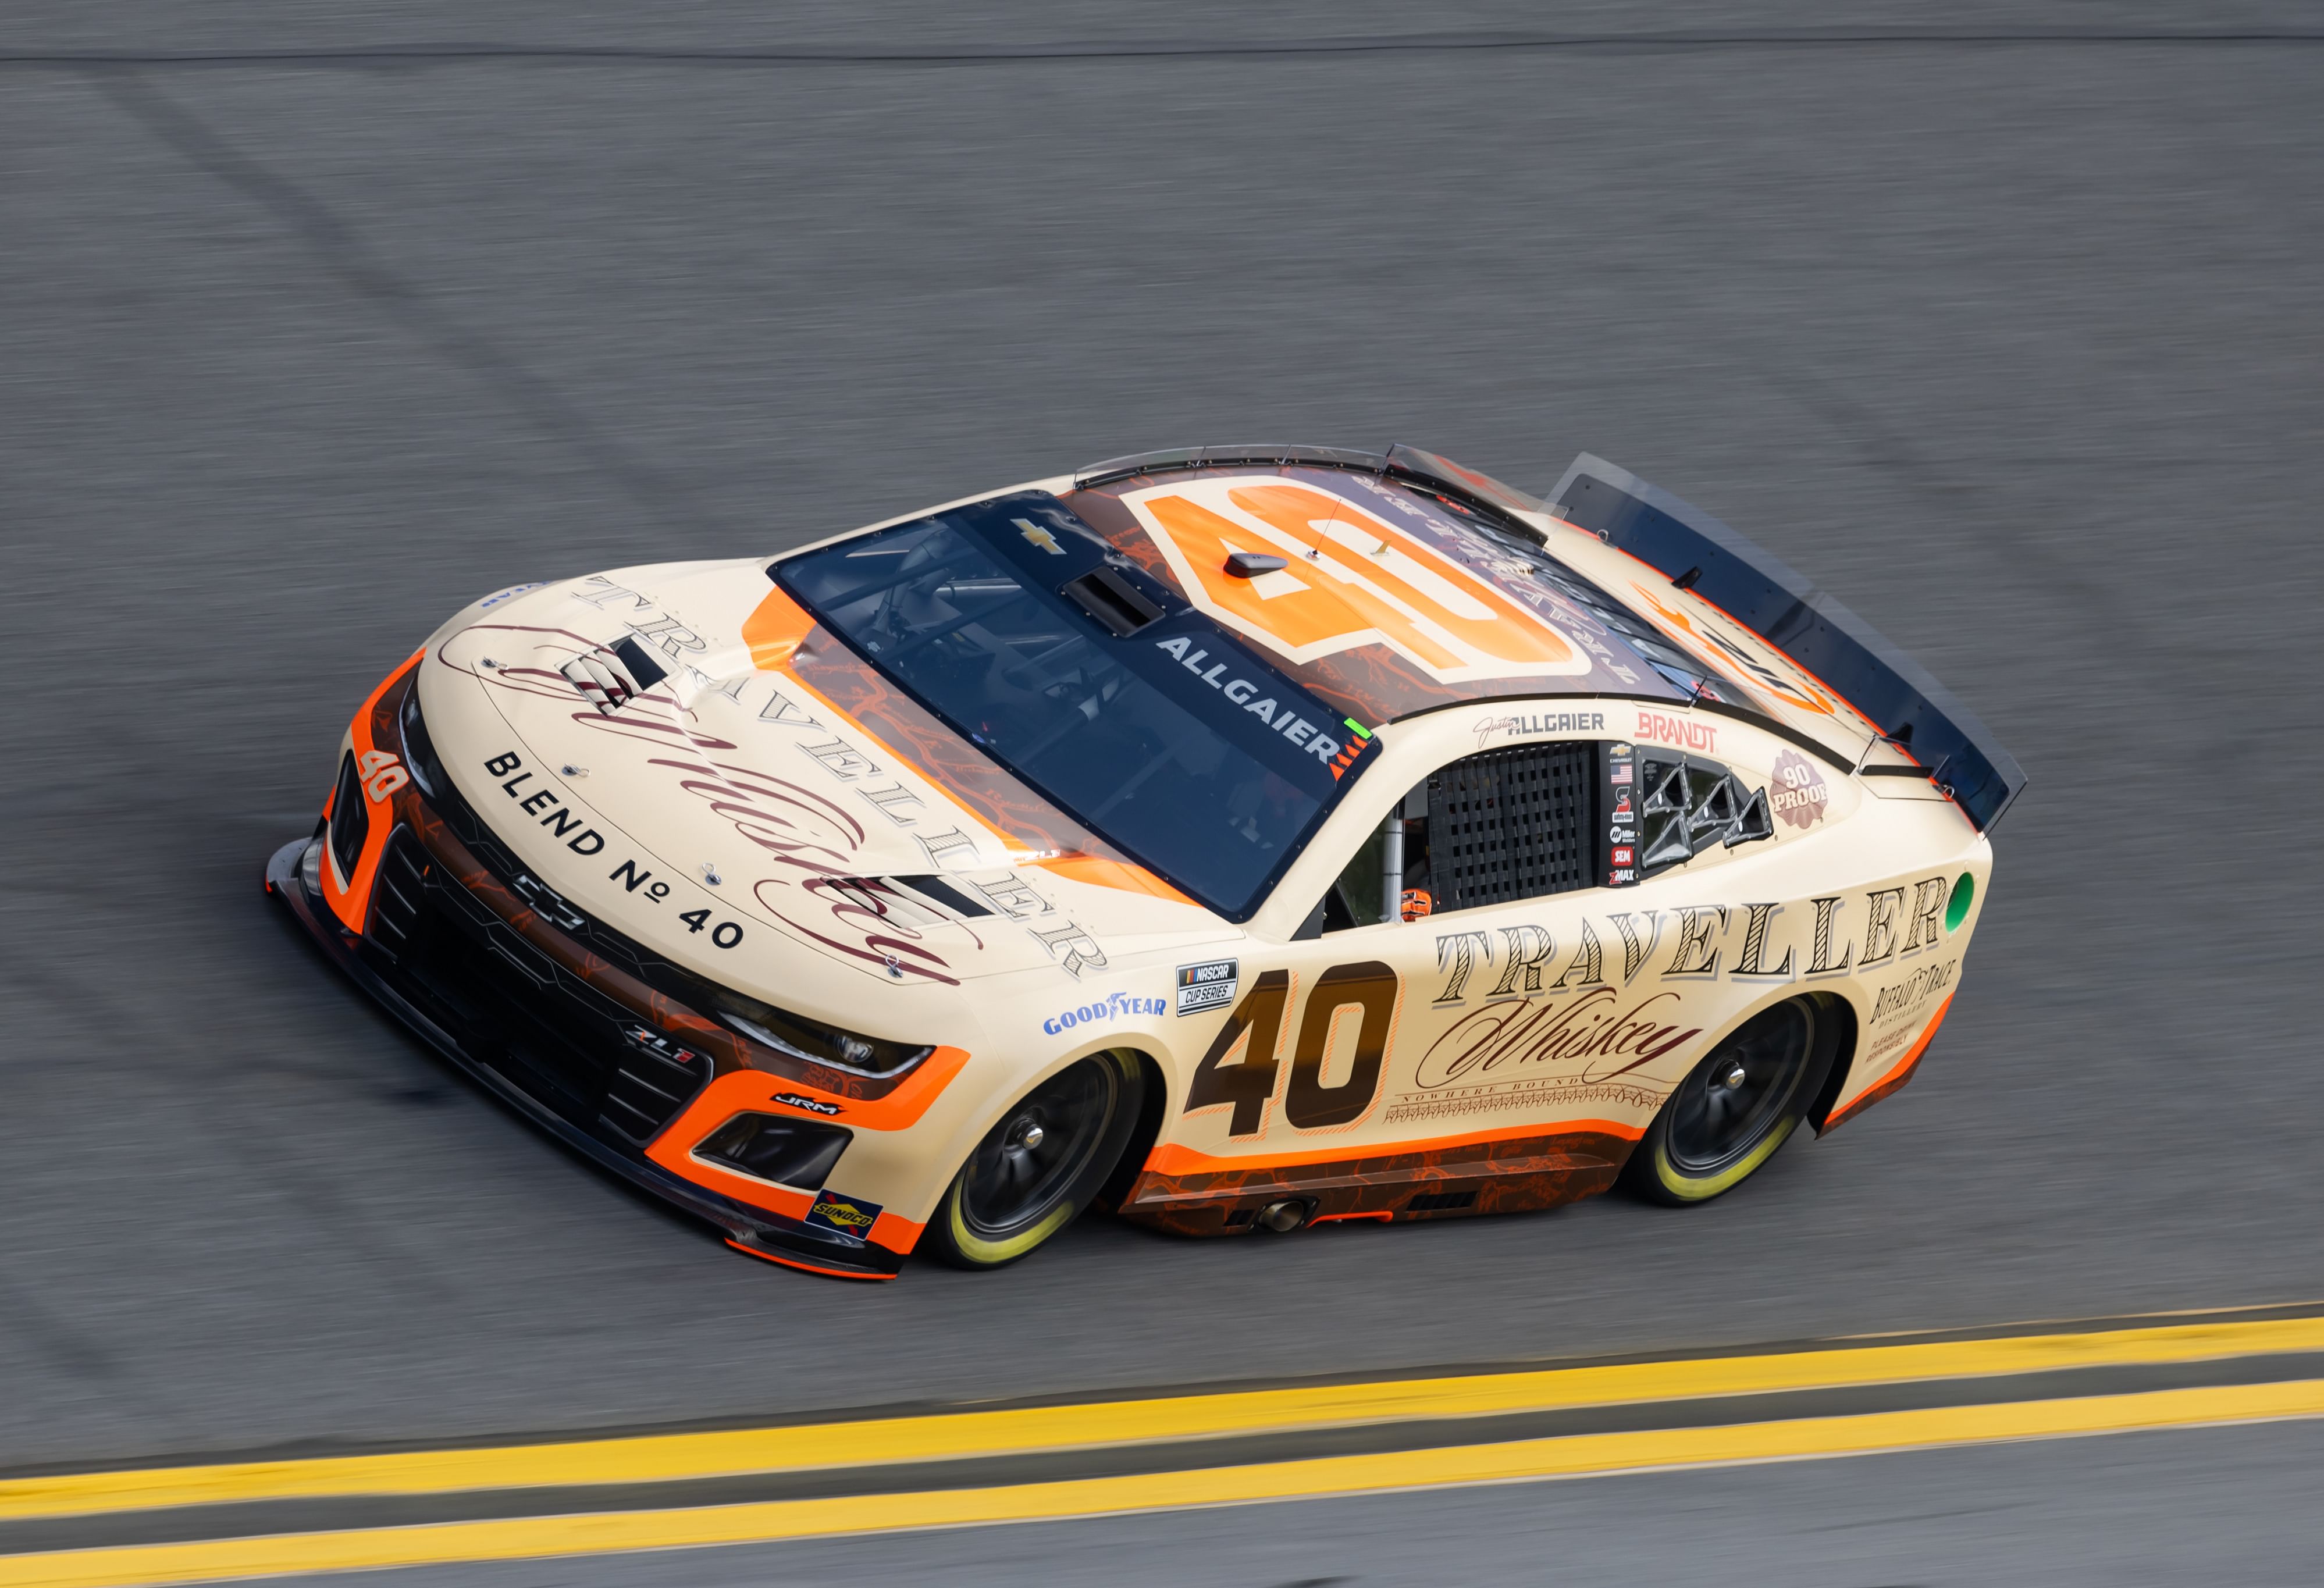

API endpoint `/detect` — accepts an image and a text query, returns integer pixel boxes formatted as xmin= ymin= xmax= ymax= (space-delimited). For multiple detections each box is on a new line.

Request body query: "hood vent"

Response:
xmin=1062 ymin=567 xmax=1165 ymax=637
xmin=558 ymin=638 xmax=667 ymax=715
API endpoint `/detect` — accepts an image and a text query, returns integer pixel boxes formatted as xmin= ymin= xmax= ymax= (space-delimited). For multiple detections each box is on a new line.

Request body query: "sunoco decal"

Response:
xmin=806 ymin=1190 xmax=883 ymax=1242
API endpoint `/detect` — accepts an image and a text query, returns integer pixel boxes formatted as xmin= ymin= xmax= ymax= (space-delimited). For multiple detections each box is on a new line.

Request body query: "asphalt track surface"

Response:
xmin=3 ymin=1 xmax=2321 ymax=1578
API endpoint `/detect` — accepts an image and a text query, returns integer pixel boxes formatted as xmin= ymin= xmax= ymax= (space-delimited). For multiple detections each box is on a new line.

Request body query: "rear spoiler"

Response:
xmin=1546 ymin=453 xmax=2026 ymax=834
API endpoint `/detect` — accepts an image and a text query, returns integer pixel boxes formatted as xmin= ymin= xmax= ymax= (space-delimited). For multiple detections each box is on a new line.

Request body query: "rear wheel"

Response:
xmin=924 ymin=1052 xmax=1145 ymax=1270
xmin=1625 ymin=998 xmax=1820 ymax=1205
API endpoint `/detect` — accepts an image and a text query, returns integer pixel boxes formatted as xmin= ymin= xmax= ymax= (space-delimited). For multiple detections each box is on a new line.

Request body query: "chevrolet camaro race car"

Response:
xmin=269 ymin=446 xmax=2024 ymax=1280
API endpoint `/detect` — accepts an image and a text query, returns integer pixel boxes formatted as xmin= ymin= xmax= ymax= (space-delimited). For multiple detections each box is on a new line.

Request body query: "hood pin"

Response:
xmin=884 ymin=954 xmax=904 ymax=980
xmin=560 ymin=764 xmax=587 ymax=778
xmin=702 ymin=864 xmax=723 ymax=886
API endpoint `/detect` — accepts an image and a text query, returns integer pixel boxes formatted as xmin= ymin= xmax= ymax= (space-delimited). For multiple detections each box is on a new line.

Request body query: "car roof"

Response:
xmin=1053 ymin=446 xmax=1749 ymax=731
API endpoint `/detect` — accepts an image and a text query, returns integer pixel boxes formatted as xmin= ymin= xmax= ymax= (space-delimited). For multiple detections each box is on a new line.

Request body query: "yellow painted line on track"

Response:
xmin=7 ymin=1379 xmax=2324 ymax=1588
xmin=8 ymin=1313 xmax=2324 ymax=1525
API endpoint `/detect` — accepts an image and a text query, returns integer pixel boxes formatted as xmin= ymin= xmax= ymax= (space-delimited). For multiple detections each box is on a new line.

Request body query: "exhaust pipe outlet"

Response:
xmin=1258 ymin=1199 xmax=1309 ymax=1233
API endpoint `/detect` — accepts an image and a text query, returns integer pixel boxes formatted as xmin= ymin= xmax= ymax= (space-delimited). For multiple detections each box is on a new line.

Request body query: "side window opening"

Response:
xmin=1307 ymin=737 xmax=1781 ymax=933
xmin=1321 ymin=741 xmax=1602 ymax=931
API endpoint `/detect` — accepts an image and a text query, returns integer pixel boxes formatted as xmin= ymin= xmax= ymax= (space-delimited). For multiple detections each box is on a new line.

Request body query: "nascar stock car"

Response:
xmin=269 ymin=446 xmax=2023 ymax=1279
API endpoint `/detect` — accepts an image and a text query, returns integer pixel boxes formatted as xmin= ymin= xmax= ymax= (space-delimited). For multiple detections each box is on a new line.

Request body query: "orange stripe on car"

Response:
xmin=1824 ymin=995 xmax=1953 ymax=1132
xmin=723 ymin=1239 xmax=899 ymax=1281
xmin=321 ymin=648 xmax=426 ymax=932
xmin=1143 ymin=1116 xmax=1646 ymax=1179
xmin=1026 ymin=853 xmax=1195 ymax=905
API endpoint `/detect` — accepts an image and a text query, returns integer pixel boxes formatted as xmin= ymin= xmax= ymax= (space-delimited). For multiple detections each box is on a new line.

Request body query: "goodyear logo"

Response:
xmin=807 ymin=1190 xmax=883 ymax=1241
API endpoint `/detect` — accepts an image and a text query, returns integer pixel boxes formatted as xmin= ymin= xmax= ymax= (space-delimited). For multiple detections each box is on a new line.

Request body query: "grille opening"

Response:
xmin=696 ymin=1113 xmax=850 ymax=1190
xmin=370 ymin=876 xmax=709 ymax=1145
xmin=366 ymin=827 xmax=429 ymax=962
xmin=327 ymin=752 xmax=368 ymax=883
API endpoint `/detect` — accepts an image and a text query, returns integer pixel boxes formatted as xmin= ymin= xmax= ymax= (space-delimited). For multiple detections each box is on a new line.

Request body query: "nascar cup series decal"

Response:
xmin=1176 ymin=959 xmax=1237 ymax=1016
xmin=1044 ymin=992 xmax=1168 ymax=1035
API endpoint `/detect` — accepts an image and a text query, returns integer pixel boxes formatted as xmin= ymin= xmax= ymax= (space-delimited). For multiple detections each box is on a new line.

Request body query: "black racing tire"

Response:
xmin=924 ymin=1051 xmax=1145 ymax=1271
xmin=1624 ymin=998 xmax=1824 ymax=1206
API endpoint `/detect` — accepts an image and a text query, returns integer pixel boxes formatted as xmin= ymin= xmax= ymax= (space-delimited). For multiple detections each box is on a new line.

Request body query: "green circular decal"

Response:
xmin=1945 ymin=871 xmax=1975 ymax=931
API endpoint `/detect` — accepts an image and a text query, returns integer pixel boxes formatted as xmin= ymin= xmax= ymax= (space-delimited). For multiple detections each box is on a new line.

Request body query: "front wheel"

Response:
xmin=1625 ymin=998 xmax=1823 ymax=1206
xmin=923 ymin=1051 xmax=1145 ymax=1270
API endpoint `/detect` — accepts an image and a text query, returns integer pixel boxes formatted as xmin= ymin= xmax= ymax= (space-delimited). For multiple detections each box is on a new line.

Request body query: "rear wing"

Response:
xmin=1546 ymin=453 xmax=2027 ymax=834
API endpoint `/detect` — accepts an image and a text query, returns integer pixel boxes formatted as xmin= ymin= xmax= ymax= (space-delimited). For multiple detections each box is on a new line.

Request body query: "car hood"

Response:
xmin=417 ymin=561 xmax=1237 ymax=1012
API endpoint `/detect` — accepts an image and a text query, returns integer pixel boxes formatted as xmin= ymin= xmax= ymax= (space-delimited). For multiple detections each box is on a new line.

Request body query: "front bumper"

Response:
xmin=269 ymin=778 xmax=912 ymax=1280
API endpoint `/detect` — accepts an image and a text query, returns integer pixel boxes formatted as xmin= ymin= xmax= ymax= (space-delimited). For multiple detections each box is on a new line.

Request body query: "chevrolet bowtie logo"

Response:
xmin=1014 ymin=518 xmax=1066 ymax=556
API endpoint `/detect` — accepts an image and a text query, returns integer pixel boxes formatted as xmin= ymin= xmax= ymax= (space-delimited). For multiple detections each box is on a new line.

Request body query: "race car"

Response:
xmin=269 ymin=445 xmax=2023 ymax=1280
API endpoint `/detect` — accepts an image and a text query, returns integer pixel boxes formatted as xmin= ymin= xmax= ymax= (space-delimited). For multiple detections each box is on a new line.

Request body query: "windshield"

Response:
xmin=778 ymin=493 xmax=1378 ymax=920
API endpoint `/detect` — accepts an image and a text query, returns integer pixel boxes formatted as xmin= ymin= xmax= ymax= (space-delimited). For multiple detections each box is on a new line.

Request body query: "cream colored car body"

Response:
xmin=376 ymin=465 xmax=1989 ymax=1257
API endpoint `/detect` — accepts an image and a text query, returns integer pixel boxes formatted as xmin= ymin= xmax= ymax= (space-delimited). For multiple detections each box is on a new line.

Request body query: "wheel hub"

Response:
xmin=1663 ymin=1002 xmax=1817 ymax=1177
